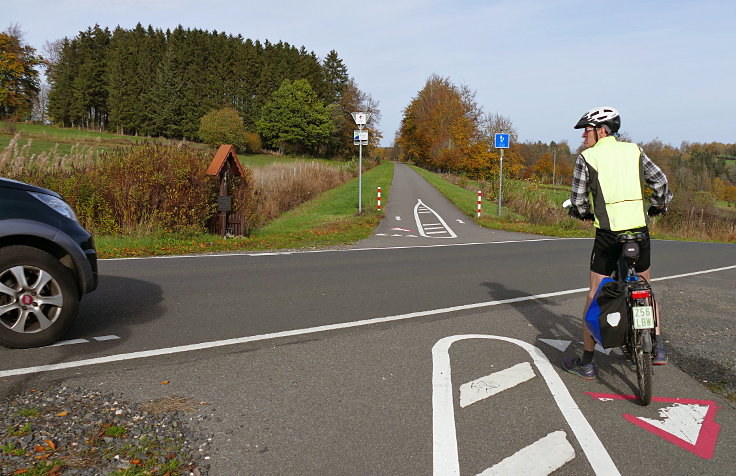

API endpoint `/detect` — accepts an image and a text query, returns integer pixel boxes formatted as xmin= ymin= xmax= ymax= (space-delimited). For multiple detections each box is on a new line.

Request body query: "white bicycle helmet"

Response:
xmin=574 ymin=106 xmax=621 ymax=133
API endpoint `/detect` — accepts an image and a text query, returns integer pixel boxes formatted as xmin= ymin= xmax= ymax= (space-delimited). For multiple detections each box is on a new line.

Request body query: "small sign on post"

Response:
xmin=351 ymin=112 xmax=370 ymax=213
xmin=351 ymin=112 xmax=368 ymax=125
xmin=353 ymin=130 xmax=368 ymax=145
xmin=494 ymin=133 xmax=511 ymax=217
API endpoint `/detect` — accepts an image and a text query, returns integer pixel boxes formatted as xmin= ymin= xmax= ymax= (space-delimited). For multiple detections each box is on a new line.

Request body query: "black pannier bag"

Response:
xmin=585 ymin=277 xmax=629 ymax=348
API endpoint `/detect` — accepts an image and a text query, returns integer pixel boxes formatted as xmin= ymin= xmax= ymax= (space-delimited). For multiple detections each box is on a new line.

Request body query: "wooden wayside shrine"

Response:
xmin=206 ymin=144 xmax=246 ymax=236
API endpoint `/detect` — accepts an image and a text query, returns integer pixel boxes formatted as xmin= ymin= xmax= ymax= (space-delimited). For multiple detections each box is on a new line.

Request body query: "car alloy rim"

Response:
xmin=0 ymin=265 xmax=64 ymax=333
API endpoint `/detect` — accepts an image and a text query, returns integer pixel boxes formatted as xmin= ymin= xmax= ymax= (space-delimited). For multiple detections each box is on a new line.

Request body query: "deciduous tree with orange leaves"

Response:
xmin=397 ymin=75 xmax=524 ymax=179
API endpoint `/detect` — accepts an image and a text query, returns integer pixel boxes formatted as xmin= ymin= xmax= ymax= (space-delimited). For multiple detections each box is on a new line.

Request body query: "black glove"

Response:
xmin=568 ymin=207 xmax=595 ymax=221
xmin=647 ymin=206 xmax=666 ymax=217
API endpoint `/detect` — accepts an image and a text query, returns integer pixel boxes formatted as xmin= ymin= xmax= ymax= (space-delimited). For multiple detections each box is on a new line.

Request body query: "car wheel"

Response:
xmin=0 ymin=246 xmax=80 ymax=348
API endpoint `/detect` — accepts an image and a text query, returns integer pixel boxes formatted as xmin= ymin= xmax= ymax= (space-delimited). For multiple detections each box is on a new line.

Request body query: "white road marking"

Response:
xmin=102 ymin=237 xmax=588 ymax=260
xmin=414 ymin=199 xmax=457 ymax=238
xmin=538 ymin=339 xmax=572 ymax=352
xmin=456 ymin=219 xmax=465 ymax=224
xmin=459 ymin=362 xmax=535 ymax=408
xmin=395 ymin=216 xmax=401 ymax=221
xmin=1 ymin=265 xmax=732 ymax=379
xmin=93 ymin=335 xmax=121 ymax=341
xmin=425 ymin=231 xmax=450 ymax=235
xmin=49 ymin=338 xmax=89 ymax=347
xmin=594 ymin=343 xmax=612 ymax=355
xmin=478 ymin=430 xmax=575 ymax=476
xmin=432 ymin=335 xmax=620 ymax=476
xmin=638 ymin=404 xmax=708 ymax=445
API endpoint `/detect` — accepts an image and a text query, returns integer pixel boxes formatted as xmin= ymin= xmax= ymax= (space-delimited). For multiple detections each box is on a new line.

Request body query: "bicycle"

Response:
xmin=612 ymin=231 xmax=658 ymax=405
xmin=562 ymin=200 xmax=658 ymax=405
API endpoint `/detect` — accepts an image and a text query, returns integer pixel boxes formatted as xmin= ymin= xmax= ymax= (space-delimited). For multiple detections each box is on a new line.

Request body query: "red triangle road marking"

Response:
xmin=585 ymin=393 xmax=720 ymax=459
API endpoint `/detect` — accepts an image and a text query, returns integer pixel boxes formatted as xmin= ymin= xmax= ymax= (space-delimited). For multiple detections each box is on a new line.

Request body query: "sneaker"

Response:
xmin=653 ymin=345 xmax=667 ymax=365
xmin=563 ymin=356 xmax=597 ymax=379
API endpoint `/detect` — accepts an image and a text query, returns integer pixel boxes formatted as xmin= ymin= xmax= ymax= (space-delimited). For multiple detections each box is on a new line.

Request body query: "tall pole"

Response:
xmin=358 ymin=138 xmax=363 ymax=213
xmin=552 ymin=148 xmax=557 ymax=186
xmin=498 ymin=148 xmax=504 ymax=217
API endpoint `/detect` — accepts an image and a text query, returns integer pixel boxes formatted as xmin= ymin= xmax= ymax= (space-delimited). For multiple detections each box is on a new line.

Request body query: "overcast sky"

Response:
xmin=4 ymin=0 xmax=735 ymax=148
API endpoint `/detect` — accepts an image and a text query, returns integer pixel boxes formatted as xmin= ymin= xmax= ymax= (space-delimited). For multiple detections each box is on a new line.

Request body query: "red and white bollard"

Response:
xmin=377 ymin=187 xmax=382 ymax=211
xmin=477 ymin=190 xmax=482 ymax=217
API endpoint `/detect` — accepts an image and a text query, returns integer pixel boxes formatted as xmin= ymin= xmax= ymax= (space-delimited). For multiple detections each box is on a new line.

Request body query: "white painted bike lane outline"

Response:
xmin=432 ymin=334 xmax=620 ymax=476
xmin=414 ymin=199 xmax=457 ymax=238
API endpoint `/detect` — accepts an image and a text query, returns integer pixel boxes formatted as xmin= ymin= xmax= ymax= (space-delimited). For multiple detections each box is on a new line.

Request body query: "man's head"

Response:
xmin=574 ymin=106 xmax=620 ymax=147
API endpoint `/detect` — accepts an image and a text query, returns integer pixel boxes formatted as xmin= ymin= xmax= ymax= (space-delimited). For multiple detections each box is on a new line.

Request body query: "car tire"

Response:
xmin=0 ymin=245 xmax=80 ymax=348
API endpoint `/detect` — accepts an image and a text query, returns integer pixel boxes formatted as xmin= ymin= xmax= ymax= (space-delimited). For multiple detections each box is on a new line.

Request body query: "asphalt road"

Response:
xmin=2 ymin=163 xmax=735 ymax=475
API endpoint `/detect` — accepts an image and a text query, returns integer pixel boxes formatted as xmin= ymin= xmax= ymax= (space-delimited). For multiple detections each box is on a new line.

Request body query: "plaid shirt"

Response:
xmin=570 ymin=145 xmax=672 ymax=216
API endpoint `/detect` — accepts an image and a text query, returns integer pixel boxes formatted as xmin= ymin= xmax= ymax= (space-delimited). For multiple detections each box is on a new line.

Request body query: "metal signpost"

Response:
xmin=494 ymin=133 xmax=510 ymax=217
xmin=351 ymin=112 xmax=369 ymax=213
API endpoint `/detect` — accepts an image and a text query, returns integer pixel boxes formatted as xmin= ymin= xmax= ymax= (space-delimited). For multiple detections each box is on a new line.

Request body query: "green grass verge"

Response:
xmin=96 ymin=162 xmax=394 ymax=258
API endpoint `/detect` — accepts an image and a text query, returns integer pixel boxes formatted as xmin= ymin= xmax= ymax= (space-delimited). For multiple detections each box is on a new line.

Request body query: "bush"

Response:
xmin=1 ymin=139 xmax=219 ymax=234
xmin=198 ymin=107 xmax=252 ymax=153
xmin=243 ymin=131 xmax=262 ymax=153
xmin=95 ymin=144 xmax=218 ymax=233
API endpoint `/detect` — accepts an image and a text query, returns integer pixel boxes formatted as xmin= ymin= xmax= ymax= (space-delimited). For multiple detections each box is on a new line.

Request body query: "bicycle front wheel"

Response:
xmin=634 ymin=330 xmax=653 ymax=405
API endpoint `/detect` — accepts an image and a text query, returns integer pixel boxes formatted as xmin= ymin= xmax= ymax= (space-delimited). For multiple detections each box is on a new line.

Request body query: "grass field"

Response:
xmin=0 ymin=122 xmax=338 ymax=169
xmin=0 ymin=122 xmax=211 ymax=157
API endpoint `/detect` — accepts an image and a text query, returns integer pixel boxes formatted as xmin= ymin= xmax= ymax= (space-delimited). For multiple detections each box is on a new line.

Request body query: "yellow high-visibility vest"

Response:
xmin=581 ymin=136 xmax=647 ymax=231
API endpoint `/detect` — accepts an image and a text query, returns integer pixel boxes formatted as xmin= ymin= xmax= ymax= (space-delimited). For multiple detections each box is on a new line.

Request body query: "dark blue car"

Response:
xmin=0 ymin=177 xmax=98 ymax=348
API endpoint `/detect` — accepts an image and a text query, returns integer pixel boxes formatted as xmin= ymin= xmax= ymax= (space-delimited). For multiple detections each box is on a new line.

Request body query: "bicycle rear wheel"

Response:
xmin=634 ymin=330 xmax=653 ymax=405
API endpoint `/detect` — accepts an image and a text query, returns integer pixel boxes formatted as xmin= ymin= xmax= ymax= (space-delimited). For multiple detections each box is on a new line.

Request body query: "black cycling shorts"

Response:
xmin=590 ymin=226 xmax=651 ymax=275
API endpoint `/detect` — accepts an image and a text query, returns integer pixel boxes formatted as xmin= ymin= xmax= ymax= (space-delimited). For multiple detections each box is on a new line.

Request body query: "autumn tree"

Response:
xmin=199 ymin=107 xmax=249 ymax=149
xmin=398 ymin=75 xmax=481 ymax=173
xmin=398 ymin=75 xmax=524 ymax=179
xmin=0 ymin=27 xmax=41 ymax=120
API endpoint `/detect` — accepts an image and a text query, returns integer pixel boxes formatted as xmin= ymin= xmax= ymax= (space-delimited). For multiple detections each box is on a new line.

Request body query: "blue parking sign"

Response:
xmin=494 ymin=133 xmax=510 ymax=149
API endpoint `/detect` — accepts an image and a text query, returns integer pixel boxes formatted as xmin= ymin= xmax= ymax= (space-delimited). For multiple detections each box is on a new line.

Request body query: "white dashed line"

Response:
xmin=94 ymin=335 xmax=121 ymax=341
xmin=50 ymin=339 xmax=89 ymax=347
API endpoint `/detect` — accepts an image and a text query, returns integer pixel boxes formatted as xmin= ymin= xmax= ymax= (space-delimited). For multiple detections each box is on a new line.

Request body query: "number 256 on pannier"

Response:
xmin=585 ymin=278 xmax=629 ymax=348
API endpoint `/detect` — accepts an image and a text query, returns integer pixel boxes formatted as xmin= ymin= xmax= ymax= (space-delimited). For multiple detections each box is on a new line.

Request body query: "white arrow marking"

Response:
xmin=638 ymin=404 xmax=708 ymax=445
xmin=479 ymin=431 xmax=575 ymax=476
xmin=538 ymin=338 xmax=572 ymax=352
xmin=456 ymin=219 xmax=465 ymax=224
xmin=395 ymin=216 xmax=402 ymax=221
xmin=460 ymin=362 xmax=535 ymax=408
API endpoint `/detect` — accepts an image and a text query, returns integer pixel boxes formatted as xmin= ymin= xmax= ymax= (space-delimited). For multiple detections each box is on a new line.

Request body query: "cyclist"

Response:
xmin=564 ymin=106 xmax=673 ymax=379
